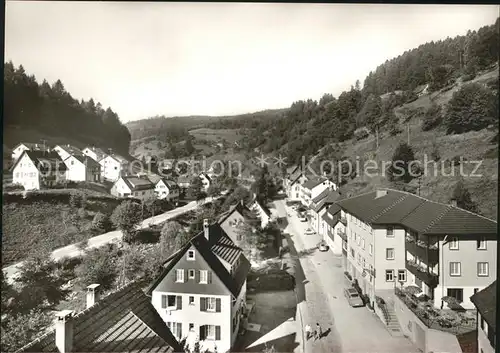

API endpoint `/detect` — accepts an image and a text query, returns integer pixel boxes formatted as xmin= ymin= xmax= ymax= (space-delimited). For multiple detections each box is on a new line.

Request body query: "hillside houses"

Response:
xmin=11 ymin=150 xmax=67 ymax=190
xmin=248 ymin=196 xmax=272 ymax=229
xmin=15 ymin=281 xmax=183 ymax=353
xmin=470 ymin=281 xmax=496 ymax=353
xmin=53 ymin=144 xmax=84 ymax=161
xmin=82 ymin=146 xmax=108 ymax=163
xmin=99 ymin=154 xmax=130 ymax=182
xmin=147 ymin=220 xmax=251 ymax=353
xmin=111 ymin=175 xmax=155 ymax=200
xmin=11 ymin=142 xmax=50 ymax=162
xmin=155 ymin=178 xmax=180 ymax=201
xmin=199 ymin=172 xmax=211 ymax=191
xmin=218 ymin=201 xmax=260 ymax=247
xmin=64 ymin=155 xmax=101 ymax=182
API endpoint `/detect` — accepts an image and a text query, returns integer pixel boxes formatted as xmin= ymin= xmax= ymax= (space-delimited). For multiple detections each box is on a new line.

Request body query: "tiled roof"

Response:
xmin=177 ymin=175 xmax=191 ymax=184
xmin=121 ymin=176 xmax=155 ymax=191
xmin=337 ymin=189 xmax=497 ymax=235
xmin=147 ymin=223 xmax=250 ymax=298
xmin=313 ymin=190 xmax=340 ymax=213
xmin=302 ymin=178 xmax=327 ymax=190
xmin=15 ymin=280 xmax=183 ymax=353
xmin=470 ymin=281 xmax=496 ymax=331
xmin=84 ymin=146 xmax=107 ymax=159
xmin=109 ymin=154 xmax=129 ymax=164
xmin=322 ymin=211 xmax=340 ymax=228
xmin=70 ymin=155 xmax=101 ymax=169
xmin=312 ymin=189 xmax=330 ymax=204
xmin=57 ymin=144 xmax=84 ymax=156
xmin=158 ymin=178 xmax=179 ymax=190
xmin=12 ymin=150 xmax=68 ymax=172
xmin=14 ymin=142 xmax=50 ymax=151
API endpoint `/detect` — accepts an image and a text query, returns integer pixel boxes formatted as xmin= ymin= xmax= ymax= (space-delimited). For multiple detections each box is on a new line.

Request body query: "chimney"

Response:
xmin=86 ymin=284 xmax=100 ymax=309
xmin=240 ymin=199 xmax=244 ymax=207
xmin=375 ymin=189 xmax=387 ymax=198
xmin=203 ymin=219 xmax=209 ymax=240
xmin=450 ymin=199 xmax=457 ymax=207
xmin=55 ymin=310 xmax=74 ymax=353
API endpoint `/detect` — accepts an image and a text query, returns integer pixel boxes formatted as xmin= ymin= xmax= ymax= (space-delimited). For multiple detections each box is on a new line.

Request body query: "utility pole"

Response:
xmin=407 ymin=123 xmax=410 ymax=145
xmin=376 ymin=126 xmax=379 ymax=149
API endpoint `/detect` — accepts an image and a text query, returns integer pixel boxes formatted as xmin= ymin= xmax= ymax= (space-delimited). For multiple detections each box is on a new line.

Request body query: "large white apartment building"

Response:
xmin=470 ymin=281 xmax=496 ymax=353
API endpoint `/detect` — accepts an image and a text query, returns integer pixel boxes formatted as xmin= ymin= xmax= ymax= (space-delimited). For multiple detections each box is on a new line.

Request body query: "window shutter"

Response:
xmin=176 ymin=296 xmax=182 ymax=310
xmin=216 ymin=298 xmax=221 ymax=312
xmin=201 ymin=325 xmax=207 ymax=340
xmin=184 ymin=269 xmax=187 ymax=283
xmin=195 ymin=270 xmax=200 ymax=283
xmin=215 ymin=326 xmax=221 ymax=340
xmin=208 ymin=271 xmax=212 ymax=284
xmin=174 ymin=269 xmax=178 ymax=282
xmin=177 ymin=322 xmax=182 ymax=340
xmin=200 ymin=297 xmax=206 ymax=311
xmin=161 ymin=295 xmax=167 ymax=309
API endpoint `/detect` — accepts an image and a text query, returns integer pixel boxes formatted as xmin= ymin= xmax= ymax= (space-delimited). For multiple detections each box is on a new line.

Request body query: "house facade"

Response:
xmin=53 ymin=144 xmax=84 ymax=162
xmin=337 ymin=189 xmax=497 ymax=310
xmin=11 ymin=150 xmax=67 ymax=190
xmin=155 ymin=178 xmax=180 ymax=201
xmin=310 ymin=189 xmax=340 ymax=234
xmin=111 ymin=176 xmax=155 ymax=200
xmin=219 ymin=201 xmax=260 ymax=247
xmin=321 ymin=204 xmax=347 ymax=261
xmin=11 ymin=142 xmax=49 ymax=162
xmin=64 ymin=155 xmax=101 ymax=182
xmin=300 ymin=177 xmax=337 ymax=207
xmin=248 ymin=198 xmax=272 ymax=229
xmin=82 ymin=146 xmax=108 ymax=163
xmin=285 ymin=171 xmax=309 ymax=202
xmin=148 ymin=221 xmax=251 ymax=353
xmin=99 ymin=154 xmax=130 ymax=182
xmin=470 ymin=281 xmax=496 ymax=353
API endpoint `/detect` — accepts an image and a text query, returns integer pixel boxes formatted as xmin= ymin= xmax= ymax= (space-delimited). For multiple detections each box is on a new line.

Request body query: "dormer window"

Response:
xmin=187 ymin=250 xmax=195 ymax=260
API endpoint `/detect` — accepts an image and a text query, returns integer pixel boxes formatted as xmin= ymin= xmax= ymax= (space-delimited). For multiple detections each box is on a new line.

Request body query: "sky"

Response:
xmin=5 ymin=2 xmax=499 ymax=123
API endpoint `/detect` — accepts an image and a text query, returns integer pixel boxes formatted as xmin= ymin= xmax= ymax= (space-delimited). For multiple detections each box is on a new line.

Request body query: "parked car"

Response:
xmin=305 ymin=228 xmax=315 ymax=235
xmin=317 ymin=241 xmax=329 ymax=251
xmin=344 ymin=288 xmax=365 ymax=307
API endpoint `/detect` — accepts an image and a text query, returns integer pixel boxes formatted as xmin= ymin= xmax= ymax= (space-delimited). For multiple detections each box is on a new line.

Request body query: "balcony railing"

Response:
xmin=406 ymin=234 xmax=438 ymax=250
xmin=406 ymin=259 xmax=439 ymax=287
xmin=340 ymin=216 xmax=347 ymax=225
xmin=337 ymin=228 xmax=347 ymax=241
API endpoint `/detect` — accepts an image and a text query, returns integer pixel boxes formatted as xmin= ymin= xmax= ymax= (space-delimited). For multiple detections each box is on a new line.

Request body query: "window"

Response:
xmin=207 ymin=297 xmax=216 ymax=311
xmin=200 ymin=270 xmax=208 ymax=284
xmin=386 ymin=248 xmax=395 ymax=260
xmin=161 ymin=295 xmax=177 ymax=309
xmin=187 ymin=250 xmax=195 ymax=260
xmin=386 ymin=227 xmax=394 ymax=237
xmin=398 ymin=270 xmax=407 ymax=282
xmin=176 ymin=269 xmax=184 ymax=282
xmin=369 ymin=244 xmax=373 ymax=255
xmin=449 ymin=237 xmax=459 ymax=250
xmin=350 ymin=248 xmax=355 ymax=258
xmin=477 ymin=237 xmax=487 ymax=250
xmin=189 ymin=323 xmax=194 ymax=331
xmin=449 ymin=262 xmax=461 ymax=276
xmin=189 ymin=296 xmax=195 ymax=305
xmin=206 ymin=325 xmax=216 ymax=339
xmin=167 ymin=322 xmax=182 ymax=339
xmin=385 ymin=270 xmax=395 ymax=282
xmin=447 ymin=288 xmax=464 ymax=303
xmin=477 ymin=262 xmax=489 ymax=277
xmin=362 ymin=258 xmax=366 ymax=268
xmin=474 ymin=288 xmax=479 ymax=294
xmin=361 ymin=239 xmax=365 ymax=249
xmin=188 ymin=269 xmax=195 ymax=279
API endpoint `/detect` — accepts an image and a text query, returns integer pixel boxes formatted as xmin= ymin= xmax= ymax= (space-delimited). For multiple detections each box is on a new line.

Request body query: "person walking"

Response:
xmin=315 ymin=323 xmax=322 ymax=340
xmin=304 ymin=324 xmax=311 ymax=340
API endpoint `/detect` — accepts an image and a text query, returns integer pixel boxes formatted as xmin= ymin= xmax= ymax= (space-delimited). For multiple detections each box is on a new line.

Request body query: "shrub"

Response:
xmin=91 ymin=212 xmax=113 ymax=233
xmin=421 ymin=103 xmax=442 ymax=131
xmin=69 ymin=191 xmax=86 ymax=208
xmin=430 ymin=143 xmax=441 ymax=161
xmin=111 ymin=201 xmax=142 ymax=243
xmin=75 ymin=247 xmax=118 ymax=290
xmin=353 ymin=127 xmax=370 ymax=141
xmin=77 ymin=207 xmax=88 ymax=220
xmin=3 ymin=183 xmax=24 ymax=192
xmin=461 ymin=73 xmax=475 ymax=82
xmin=0 ymin=309 xmax=53 ymax=352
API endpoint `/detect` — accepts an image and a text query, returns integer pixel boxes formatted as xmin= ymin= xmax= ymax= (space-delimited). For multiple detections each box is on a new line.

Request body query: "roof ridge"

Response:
xmin=369 ymin=194 xmax=408 ymax=222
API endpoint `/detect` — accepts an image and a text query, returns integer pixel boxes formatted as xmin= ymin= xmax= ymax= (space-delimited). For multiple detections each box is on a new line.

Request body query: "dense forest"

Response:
xmin=236 ymin=18 xmax=499 ymax=164
xmin=3 ymin=62 xmax=131 ymax=155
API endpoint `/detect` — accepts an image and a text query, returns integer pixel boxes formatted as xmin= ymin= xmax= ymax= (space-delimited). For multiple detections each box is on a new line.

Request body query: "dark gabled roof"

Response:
xmin=219 ymin=202 xmax=260 ymax=224
xmin=84 ymin=146 xmax=107 ymax=159
xmin=147 ymin=224 xmax=250 ymax=298
xmin=302 ymin=177 xmax=327 ymax=191
xmin=470 ymin=281 xmax=496 ymax=331
xmin=177 ymin=175 xmax=191 ymax=184
xmin=337 ymin=189 xmax=497 ymax=235
xmin=312 ymin=190 xmax=340 ymax=213
xmin=68 ymin=155 xmax=101 ymax=169
xmin=121 ymin=176 xmax=155 ymax=191
xmin=12 ymin=150 xmax=68 ymax=172
xmin=157 ymin=178 xmax=179 ymax=190
xmin=14 ymin=142 xmax=50 ymax=151
xmin=56 ymin=144 xmax=84 ymax=156
xmin=15 ymin=280 xmax=183 ymax=353
xmin=322 ymin=211 xmax=340 ymax=228
xmin=312 ymin=188 xmax=330 ymax=204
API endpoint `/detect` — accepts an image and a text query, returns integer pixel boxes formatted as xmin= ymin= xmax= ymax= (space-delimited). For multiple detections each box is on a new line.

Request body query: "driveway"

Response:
xmin=275 ymin=199 xmax=419 ymax=353
xmin=3 ymin=196 xmax=220 ymax=282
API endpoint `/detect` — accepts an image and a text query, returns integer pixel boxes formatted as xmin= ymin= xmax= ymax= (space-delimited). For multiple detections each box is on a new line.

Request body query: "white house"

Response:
xmin=11 ymin=150 xmax=67 ymax=190
xmin=310 ymin=189 xmax=340 ymax=234
xmin=249 ymin=197 xmax=272 ymax=229
xmin=64 ymin=155 xmax=101 ymax=182
xmin=321 ymin=204 xmax=347 ymax=258
xmin=155 ymin=178 xmax=180 ymax=201
xmin=300 ymin=177 xmax=337 ymax=207
xmin=99 ymin=154 xmax=130 ymax=182
xmin=110 ymin=176 xmax=155 ymax=200
xmin=199 ymin=173 xmax=211 ymax=191
xmin=53 ymin=144 xmax=84 ymax=162
xmin=470 ymin=281 xmax=496 ymax=353
xmin=284 ymin=167 xmax=309 ymax=202
xmin=82 ymin=146 xmax=108 ymax=163
xmin=11 ymin=142 xmax=49 ymax=162
xmin=147 ymin=220 xmax=251 ymax=353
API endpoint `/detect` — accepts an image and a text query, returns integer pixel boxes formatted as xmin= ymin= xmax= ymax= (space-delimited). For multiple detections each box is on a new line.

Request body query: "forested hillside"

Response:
xmin=3 ymin=62 xmax=131 ymax=155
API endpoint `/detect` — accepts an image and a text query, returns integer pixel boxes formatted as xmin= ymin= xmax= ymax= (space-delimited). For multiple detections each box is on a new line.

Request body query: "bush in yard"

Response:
xmin=91 ymin=212 xmax=113 ymax=233
xmin=69 ymin=191 xmax=86 ymax=209
xmin=3 ymin=183 xmax=24 ymax=192
xmin=0 ymin=309 xmax=53 ymax=352
xmin=77 ymin=207 xmax=88 ymax=220
xmin=120 ymin=246 xmax=147 ymax=282
xmin=451 ymin=180 xmax=479 ymax=213
xmin=111 ymin=201 xmax=142 ymax=243
xmin=160 ymin=221 xmax=190 ymax=256
xmin=75 ymin=247 xmax=118 ymax=290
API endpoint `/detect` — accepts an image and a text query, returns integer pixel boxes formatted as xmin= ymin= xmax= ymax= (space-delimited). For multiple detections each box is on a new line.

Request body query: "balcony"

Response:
xmin=340 ymin=216 xmax=347 ymax=226
xmin=406 ymin=259 xmax=439 ymax=287
xmin=336 ymin=228 xmax=347 ymax=241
